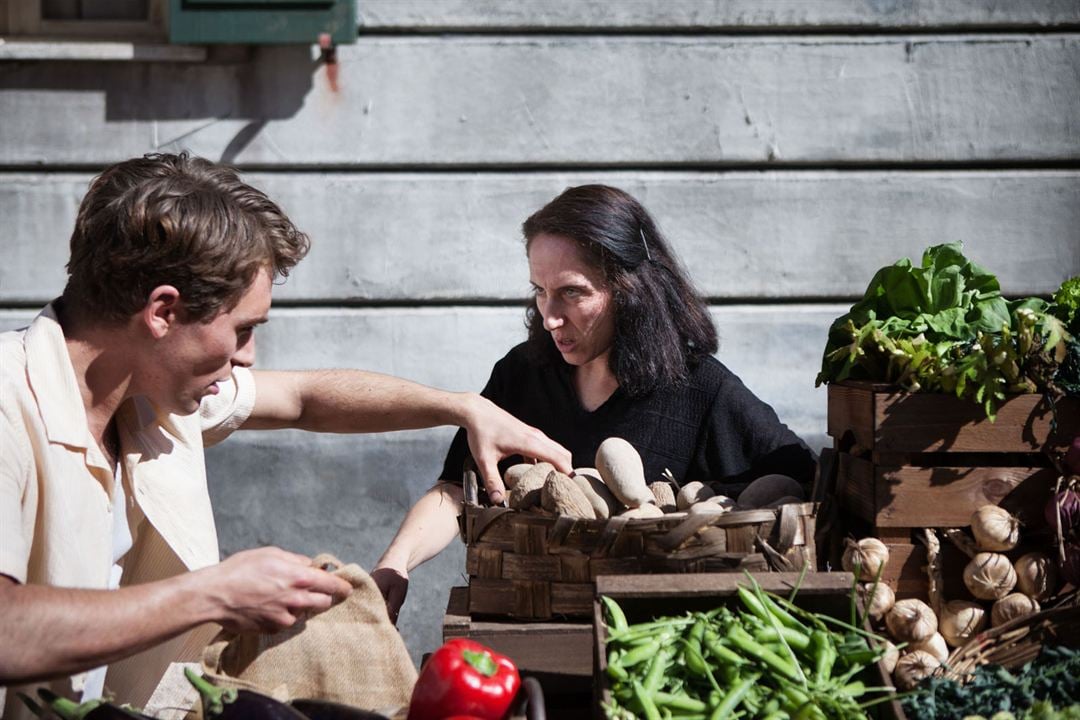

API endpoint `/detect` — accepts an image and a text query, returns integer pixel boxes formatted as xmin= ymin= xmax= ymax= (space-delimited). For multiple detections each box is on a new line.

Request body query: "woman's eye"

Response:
xmin=563 ymin=288 xmax=580 ymax=299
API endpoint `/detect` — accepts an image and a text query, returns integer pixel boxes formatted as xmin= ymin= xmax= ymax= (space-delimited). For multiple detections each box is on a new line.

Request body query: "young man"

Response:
xmin=0 ymin=153 xmax=570 ymax=717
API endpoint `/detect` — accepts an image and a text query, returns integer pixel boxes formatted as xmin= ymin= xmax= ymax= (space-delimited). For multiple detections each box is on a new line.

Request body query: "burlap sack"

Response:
xmin=201 ymin=554 xmax=417 ymax=715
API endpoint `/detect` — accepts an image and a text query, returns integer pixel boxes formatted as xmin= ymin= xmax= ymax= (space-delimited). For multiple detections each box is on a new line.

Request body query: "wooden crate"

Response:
xmin=462 ymin=501 xmax=816 ymax=620
xmin=593 ymin=572 xmax=902 ymax=720
xmin=826 ymin=381 xmax=1078 ymax=600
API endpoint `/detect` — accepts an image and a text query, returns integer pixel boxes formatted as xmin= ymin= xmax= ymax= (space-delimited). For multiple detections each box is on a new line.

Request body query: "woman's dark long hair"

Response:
xmin=523 ymin=184 xmax=718 ymax=396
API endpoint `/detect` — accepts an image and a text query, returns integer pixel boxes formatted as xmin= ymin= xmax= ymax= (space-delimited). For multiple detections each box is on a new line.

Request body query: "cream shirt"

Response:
xmin=0 ymin=305 xmax=256 ymax=719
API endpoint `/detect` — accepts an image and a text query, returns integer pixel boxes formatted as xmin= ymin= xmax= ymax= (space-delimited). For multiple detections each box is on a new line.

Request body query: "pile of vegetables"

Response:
xmin=505 ymin=437 xmax=805 ymax=520
xmin=599 ymin=577 xmax=894 ymax=719
xmin=18 ymin=671 xmax=391 ymax=720
xmin=816 ymin=243 xmax=1078 ymax=420
xmin=901 ymin=645 xmax=1080 ymax=720
xmin=850 ymin=500 xmax=1076 ymax=693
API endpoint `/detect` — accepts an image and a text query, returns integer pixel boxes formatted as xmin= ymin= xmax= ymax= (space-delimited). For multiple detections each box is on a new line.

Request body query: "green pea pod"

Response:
xmin=653 ymin=692 xmax=707 ymax=713
xmin=606 ymin=651 xmax=629 ymax=682
xmin=755 ymin=627 xmax=812 ymax=652
xmin=618 ymin=639 xmax=661 ymax=668
xmin=682 ymin=620 xmax=709 ymax=677
xmin=632 ymin=680 xmax=662 ymax=720
xmin=726 ymin=625 xmax=801 ymax=684
xmin=602 ymin=595 xmax=629 ymax=632
xmin=704 ymin=637 xmax=747 ymax=668
xmin=810 ymin=630 xmax=836 ymax=683
xmin=643 ymin=646 xmax=674 ymax=695
xmin=708 ymin=673 xmax=759 ymax=720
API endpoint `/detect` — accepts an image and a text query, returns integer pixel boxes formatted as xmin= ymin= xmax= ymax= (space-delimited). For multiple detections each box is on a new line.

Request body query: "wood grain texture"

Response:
xmin=2 ymin=170 xmax=1077 ymax=302
xmin=2 ymin=36 xmax=1079 ymax=165
xmin=828 ymin=382 xmax=1080 ymax=454
xmin=358 ymin=1 xmax=1080 ymax=31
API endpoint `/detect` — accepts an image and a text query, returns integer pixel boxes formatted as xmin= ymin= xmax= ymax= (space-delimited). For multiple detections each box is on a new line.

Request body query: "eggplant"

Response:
xmin=183 ymin=667 xmax=310 ymax=720
xmin=289 ymin=699 xmax=391 ymax=720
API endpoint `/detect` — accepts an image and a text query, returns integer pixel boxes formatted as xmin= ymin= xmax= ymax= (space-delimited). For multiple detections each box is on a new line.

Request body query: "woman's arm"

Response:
xmin=372 ymin=481 xmax=465 ymax=623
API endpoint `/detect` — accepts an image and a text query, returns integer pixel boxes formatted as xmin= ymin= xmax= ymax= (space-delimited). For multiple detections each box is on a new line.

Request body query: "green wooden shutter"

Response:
xmin=169 ymin=0 xmax=355 ymax=44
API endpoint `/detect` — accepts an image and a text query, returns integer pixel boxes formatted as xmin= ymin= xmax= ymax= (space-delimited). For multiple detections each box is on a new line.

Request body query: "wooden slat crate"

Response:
xmin=827 ymin=380 xmax=1078 ymax=601
xmin=461 ymin=479 xmax=817 ymax=619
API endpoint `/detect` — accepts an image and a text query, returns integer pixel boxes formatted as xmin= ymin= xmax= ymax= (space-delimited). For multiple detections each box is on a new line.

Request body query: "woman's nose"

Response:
xmin=541 ymin=304 xmax=564 ymax=331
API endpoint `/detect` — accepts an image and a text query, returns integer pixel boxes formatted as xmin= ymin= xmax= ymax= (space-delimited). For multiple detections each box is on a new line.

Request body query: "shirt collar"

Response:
xmin=25 ymin=303 xmax=94 ymax=450
xmin=25 ymin=302 xmax=186 ymax=450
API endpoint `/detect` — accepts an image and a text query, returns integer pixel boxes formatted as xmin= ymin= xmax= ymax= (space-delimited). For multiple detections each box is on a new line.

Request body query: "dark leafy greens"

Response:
xmin=816 ymin=243 xmax=1073 ymax=419
xmin=900 ymin=645 xmax=1080 ymax=720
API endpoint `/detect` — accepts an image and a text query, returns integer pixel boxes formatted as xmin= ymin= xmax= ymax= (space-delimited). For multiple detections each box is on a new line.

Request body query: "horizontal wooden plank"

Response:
xmin=358 ymin=1 xmax=1080 ymax=31
xmin=828 ymin=382 xmax=1080 ymax=455
xmin=2 ymin=36 xmax=1079 ymax=165
xmin=0 ymin=303 xmax=838 ymax=452
xmin=876 ymin=465 xmax=1057 ymax=529
xmin=2 ymin=170 xmax=1076 ymax=302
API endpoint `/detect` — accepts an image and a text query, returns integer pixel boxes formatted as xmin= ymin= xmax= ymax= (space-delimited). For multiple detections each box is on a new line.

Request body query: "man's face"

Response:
xmin=143 ymin=269 xmax=271 ymax=415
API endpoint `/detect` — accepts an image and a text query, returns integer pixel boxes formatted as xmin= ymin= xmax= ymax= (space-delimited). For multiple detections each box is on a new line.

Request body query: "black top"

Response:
xmin=440 ymin=343 xmax=816 ymax=491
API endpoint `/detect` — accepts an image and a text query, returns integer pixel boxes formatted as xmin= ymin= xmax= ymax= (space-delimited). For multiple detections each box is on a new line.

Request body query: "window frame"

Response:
xmin=0 ymin=0 xmax=168 ymax=41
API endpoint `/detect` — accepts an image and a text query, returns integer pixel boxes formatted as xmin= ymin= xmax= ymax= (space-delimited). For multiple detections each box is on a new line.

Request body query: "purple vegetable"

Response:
xmin=1046 ymin=481 xmax=1080 ymax=534
xmin=1062 ymin=542 xmax=1080 ymax=587
xmin=1067 ymin=436 xmax=1080 ymax=476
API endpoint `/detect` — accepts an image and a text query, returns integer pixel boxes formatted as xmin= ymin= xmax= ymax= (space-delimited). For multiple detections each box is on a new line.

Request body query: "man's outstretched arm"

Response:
xmin=244 ymin=369 xmax=571 ymax=503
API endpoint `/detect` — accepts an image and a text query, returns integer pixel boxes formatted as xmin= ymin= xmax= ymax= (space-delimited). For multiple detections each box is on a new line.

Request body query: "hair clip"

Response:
xmin=639 ymin=228 xmax=652 ymax=261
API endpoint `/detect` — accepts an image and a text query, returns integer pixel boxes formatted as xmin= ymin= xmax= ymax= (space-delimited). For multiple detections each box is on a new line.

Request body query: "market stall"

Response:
xmin=27 ymin=245 xmax=1077 ymax=720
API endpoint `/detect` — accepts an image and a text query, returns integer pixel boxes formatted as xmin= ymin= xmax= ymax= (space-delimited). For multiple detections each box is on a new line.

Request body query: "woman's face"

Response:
xmin=528 ymin=233 xmax=616 ymax=369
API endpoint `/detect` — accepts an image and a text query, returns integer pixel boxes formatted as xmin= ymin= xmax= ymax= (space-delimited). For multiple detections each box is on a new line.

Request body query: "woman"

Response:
xmin=372 ymin=185 xmax=815 ymax=621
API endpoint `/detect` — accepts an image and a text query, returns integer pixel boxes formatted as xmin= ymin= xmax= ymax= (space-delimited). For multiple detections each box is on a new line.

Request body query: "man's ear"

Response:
xmin=143 ymin=285 xmax=183 ymax=339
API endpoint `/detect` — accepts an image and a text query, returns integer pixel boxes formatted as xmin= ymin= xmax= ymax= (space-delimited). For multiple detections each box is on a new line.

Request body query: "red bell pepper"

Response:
xmin=406 ymin=638 xmax=521 ymax=720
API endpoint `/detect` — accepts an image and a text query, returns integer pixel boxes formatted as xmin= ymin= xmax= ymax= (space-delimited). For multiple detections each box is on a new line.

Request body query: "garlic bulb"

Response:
xmin=842 ymin=538 xmax=890 ymax=582
xmin=885 ymin=598 xmax=938 ymax=643
xmin=908 ymin=632 xmax=949 ymax=663
xmin=1014 ymin=552 xmax=1058 ymax=601
xmin=893 ymin=649 xmax=941 ymax=690
xmin=969 ymin=505 xmax=1020 ymax=552
xmin=939 ymin=600 xmax=987 ymax=647
xmin=991 ymin=593 xmax=1040 ymax=627
xmin=858 ymin=582 xmax=896 ymax=621
xmin=963 ymin=552 xmax=1017 ymax=600
xmin=880 ymin=640 xmax=900 ymax=675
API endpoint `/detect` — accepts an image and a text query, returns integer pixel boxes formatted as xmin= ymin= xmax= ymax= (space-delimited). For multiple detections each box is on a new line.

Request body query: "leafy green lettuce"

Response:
xmin=817 ymin=243 xmax=1070 ymax=420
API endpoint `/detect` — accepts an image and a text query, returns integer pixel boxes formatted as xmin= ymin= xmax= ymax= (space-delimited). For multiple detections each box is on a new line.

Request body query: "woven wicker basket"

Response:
xmin=459 ymin=468 xmax=816 ymax=619
xmin=941 ymin=592 xmax=1080 ymax=681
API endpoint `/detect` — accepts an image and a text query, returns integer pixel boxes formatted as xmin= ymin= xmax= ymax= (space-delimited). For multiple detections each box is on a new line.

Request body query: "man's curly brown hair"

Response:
xmin=62 ymin=152 xmax=310 ymax=324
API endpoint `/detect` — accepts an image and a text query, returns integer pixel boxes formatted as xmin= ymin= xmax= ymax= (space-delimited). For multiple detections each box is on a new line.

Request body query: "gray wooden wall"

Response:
xmin=1 ymin=1 xmax=1078 ymax=665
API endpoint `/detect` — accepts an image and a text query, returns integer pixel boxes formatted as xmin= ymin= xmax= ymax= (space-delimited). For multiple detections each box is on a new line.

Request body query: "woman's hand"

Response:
xmin=461 ymin=393 xmax=571 ymax=503
xmin=371 ymin=566 xmax=409 ymax=625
